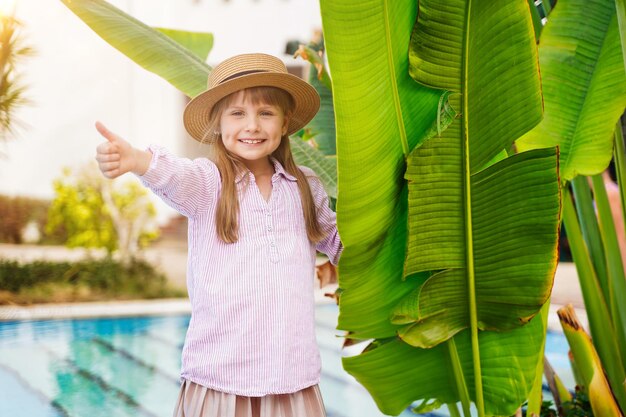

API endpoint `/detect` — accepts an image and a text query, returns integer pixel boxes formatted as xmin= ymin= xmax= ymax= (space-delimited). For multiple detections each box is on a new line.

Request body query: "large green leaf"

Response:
xmin=343 ymin=309 xmax=547 ymax=416
xmin=398 ymin=148 xmax=560 ymax=347
xmin=60 ymin=0 xmax=212 ymax=97
xmin=516 ymin=0 xmax=626 ymax=181
xmin=154 ymin=27 xmax=213 ymax=63
xmin=617 ymin=0 xmax=626 ymax=71
xmin=322 ymin=0 xmax=560 ymax=414
xmin=404 ymin=0 xmax=559 ymax=412
xmin=320 ymin=0 xmax=441 ymax=340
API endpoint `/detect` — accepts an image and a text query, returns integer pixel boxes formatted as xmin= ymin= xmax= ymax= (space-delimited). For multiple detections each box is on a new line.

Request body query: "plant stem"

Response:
xmin=570 ymin=176 xmax=609 ymax=299
xmin=462 ymin=0 xmax=484 ymax=414
xmin=527 ymin=302 xmax=551 ymax=416
xmin=544 ymin=355 xmax=573 ymax=415
xmin=558 ymin=305 xmax=624 ymax=417
xmin=590 ymin=174 xmax=626 ymax=367
xmin=615 ymin=0 xmax=626 ymax=72
xmin=562 ymin=186 xmax=626 ymax=411
xmin=614 ymin=121 xmax=626 ymax=242
xmin=447 ymin=338 xmax=471 ymax=417
xmin=448 ymin=402 xmax=462 ymax=417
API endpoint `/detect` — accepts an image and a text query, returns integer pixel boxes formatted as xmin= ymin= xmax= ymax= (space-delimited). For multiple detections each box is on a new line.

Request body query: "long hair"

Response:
xmin=202 ymin=86 xmax=326 ymax=244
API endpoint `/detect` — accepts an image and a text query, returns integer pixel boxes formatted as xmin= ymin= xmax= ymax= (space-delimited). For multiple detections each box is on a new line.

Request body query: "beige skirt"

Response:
xmin=172 ymin=379 xmax=327 ymax=417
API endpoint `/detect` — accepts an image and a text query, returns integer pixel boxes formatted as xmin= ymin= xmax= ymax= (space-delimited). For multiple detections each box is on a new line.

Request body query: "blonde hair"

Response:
xmin=202 ymin=86 xmax=326 ymax=244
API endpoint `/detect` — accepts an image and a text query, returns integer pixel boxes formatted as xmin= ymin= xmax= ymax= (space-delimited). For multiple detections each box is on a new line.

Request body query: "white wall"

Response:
xmin=0 ymin=0 xmax=321 ymax=222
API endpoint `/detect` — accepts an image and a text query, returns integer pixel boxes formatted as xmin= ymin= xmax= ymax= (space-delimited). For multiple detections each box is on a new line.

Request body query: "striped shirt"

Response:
xmin=138 ymin=145 xmax=343 ymax=396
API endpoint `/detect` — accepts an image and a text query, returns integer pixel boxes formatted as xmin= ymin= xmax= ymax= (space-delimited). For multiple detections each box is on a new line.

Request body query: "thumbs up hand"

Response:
xmin=95 ymin=121 xmax=151 ymax=178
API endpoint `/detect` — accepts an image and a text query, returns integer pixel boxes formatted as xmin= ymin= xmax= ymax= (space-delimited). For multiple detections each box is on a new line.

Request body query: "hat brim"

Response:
xmin=183 ymin=72 xmax=321 ymax=143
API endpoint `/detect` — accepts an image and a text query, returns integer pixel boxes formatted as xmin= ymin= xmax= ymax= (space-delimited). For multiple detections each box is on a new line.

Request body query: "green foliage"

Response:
xmin=519 ymin=0 xmax=626 ymax=412
xmin=46 ymin=164 xmax=159 ymax=256
xmin=321 ymin=0 xmax=560 ymax=415
xmin=46 ymin=166 xmax=116 ymax=252
xmin=561 ymin=391 xmax=592 ymax=417
xmin=0 ymin=257 xmax=183 ymax=304
xmin=60 ymin=0 xmax=212 ymax=98
xmin=0 ymin=13 xmax=34 ymax=145
xmin=533 ymin=393 xmax=592 ymax=417
xmin=517 ymin=0 xmax=626 ymax=181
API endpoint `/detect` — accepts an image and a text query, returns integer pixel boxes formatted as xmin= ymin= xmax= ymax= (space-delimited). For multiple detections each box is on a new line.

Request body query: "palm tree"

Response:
xmin=0 ymin=12 xmax=33 ymax=147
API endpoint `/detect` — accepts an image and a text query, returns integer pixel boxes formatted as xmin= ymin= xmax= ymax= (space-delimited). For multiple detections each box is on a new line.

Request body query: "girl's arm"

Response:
xmin=95 ymin=121 xmax=218 ymax=217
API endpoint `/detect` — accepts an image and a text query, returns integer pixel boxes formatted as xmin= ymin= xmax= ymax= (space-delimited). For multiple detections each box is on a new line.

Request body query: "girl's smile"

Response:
xmin=219 ymin=90 xmax=289 ymax=170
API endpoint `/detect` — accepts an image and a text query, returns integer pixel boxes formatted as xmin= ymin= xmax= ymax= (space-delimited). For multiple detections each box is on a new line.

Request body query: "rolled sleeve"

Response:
xmin=137 ymin=145 xmax=219 ymax=218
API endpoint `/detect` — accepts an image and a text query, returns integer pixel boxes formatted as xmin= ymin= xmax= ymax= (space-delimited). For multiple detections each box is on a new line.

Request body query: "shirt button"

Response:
xmin=270 ymin=242 xmax=275 ymax=247
xmin=267 ymin=227 xmax=272 ymax=232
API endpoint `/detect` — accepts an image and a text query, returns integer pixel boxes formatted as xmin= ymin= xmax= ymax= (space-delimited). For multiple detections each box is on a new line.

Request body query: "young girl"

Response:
xmin=94 ymin=53 xmax=342 ymax=417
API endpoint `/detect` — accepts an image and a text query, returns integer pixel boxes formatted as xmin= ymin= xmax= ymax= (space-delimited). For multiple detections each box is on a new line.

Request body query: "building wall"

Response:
xmin=0 ymin=0 xmax=320 ymax=222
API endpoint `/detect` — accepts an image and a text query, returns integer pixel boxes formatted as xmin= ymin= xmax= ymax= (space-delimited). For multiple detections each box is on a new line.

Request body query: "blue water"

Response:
xmin=0 ymin=304 xmax=571 ymax=417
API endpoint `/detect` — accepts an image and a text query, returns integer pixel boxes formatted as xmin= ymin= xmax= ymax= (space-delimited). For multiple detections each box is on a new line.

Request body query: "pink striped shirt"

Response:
xmin=138 ymin=145 xmax=342 ymax=396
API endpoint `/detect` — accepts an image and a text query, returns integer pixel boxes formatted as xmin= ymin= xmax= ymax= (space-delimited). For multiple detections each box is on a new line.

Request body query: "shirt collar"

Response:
xmin=235 ymin=157 xmax=297 ymax=183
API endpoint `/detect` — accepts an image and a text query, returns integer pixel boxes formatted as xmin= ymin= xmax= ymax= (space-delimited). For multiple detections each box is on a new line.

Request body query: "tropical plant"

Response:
xmin=60 ymin=0 xmax=619 ymax=415
xmin=0 ymin=12 xmax=34 ymax=147
xmin=517 ymin=0 xmax=626 ymax=413
xmin=558 ymin=305 xmax=622 ymax=416
xmin=319 ymin=0 xmax=560 ymax=416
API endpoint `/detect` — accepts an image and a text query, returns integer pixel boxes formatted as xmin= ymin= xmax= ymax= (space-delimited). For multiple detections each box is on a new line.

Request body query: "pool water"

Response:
xmin=0 ymin=304 xmax=571 ymax=417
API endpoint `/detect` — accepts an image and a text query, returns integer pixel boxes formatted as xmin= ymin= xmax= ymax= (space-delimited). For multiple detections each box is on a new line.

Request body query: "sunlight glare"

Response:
xmin=0 ymin=0 xmax=17 ymax=16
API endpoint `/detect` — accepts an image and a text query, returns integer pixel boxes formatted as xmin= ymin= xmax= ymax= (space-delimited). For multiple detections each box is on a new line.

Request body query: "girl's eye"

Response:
xmin=261 ymin=111 xmax=274 ymax=116
xmin=231 ymin=111 xmax=244 ymax=116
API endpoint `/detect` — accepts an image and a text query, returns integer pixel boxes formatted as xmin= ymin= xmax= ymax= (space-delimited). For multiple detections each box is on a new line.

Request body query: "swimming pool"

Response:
xmin=0 ymin=304 xmax=571 ymax=417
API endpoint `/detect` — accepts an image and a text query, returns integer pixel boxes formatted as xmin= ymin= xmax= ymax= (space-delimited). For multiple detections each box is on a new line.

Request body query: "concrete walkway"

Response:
xmin=0 ymin=241 xmax=587 ymax=330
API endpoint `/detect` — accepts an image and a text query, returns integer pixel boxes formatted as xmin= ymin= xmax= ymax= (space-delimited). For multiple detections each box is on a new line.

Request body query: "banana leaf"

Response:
xmin=616 ymin=0 xmax=626 ymax=71
xmin=321 ymin=0 xmax=442 ymax=341
xmin=516 ymin=0 xmax=626 ymax=181
xmin=344 ymin=314 xmax=547 ymax=416
xmin=60 ymin=0 xmax=338 ymax=192
xmin=322 ymin=0 xmax=560 ymax=415
xmin=60 ymin=0 xmax=212 ymax=97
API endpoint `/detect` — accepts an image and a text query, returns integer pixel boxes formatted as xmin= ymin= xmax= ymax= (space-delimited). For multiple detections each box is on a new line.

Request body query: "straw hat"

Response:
xmin=183 ymin=53 xmax=321 ymax=142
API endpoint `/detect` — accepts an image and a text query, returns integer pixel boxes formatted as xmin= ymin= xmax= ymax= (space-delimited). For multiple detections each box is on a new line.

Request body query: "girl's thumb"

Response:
xmin=95 ymin=121 xmax=117 ymax=143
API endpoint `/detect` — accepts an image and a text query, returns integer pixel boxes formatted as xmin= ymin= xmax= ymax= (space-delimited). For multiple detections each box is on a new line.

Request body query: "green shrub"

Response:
xmin=46 ymin=164 xmax=160 ymax=257
xmin=0 ymin=257 xmax=185 ymax=304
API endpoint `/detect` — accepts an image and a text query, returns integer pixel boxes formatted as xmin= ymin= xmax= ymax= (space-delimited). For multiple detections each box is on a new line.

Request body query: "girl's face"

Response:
xmin=219 ymin=90 xmax=289 ymax=169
